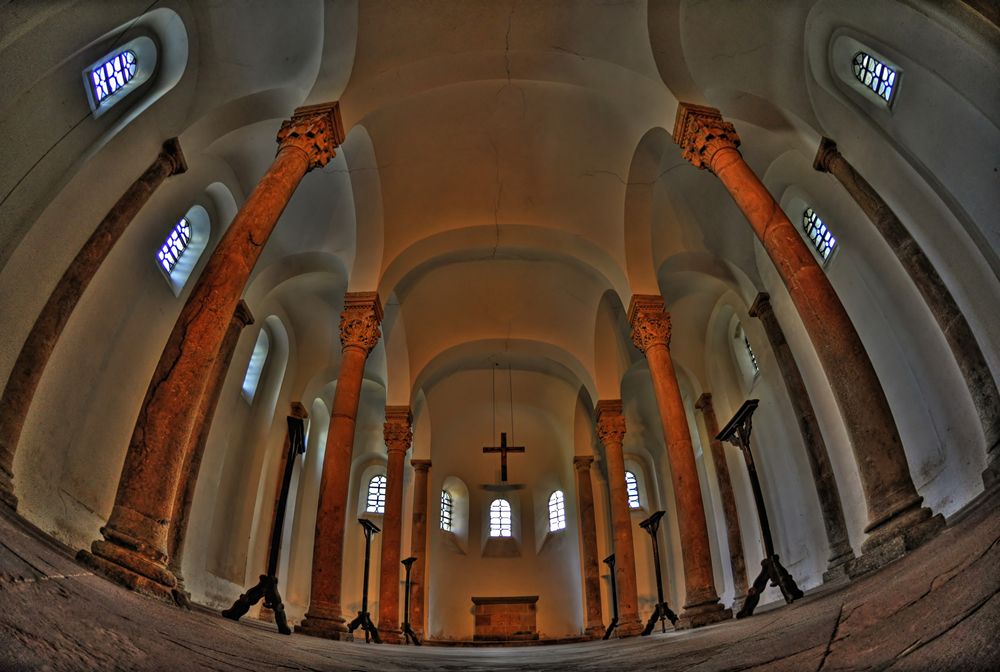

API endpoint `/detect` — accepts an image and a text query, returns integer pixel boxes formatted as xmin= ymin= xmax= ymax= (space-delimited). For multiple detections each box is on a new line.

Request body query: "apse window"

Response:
xmin=744 ymin=334 xmax=760 ymax=376
xmin=625 ymin=471 xmax=641 ymax=509
xmin=489 ymin=498 xmax=512 ymax=537
xmin=440 ymin=490 xmax=454 ymax=532
xmin=548 ymin=491 xmax=566 ymax=532
xmin=366 ymin=475 xmax=387 ymax=514
xmin=82 ymin=37 xmax=157 ymax=117
xmin=802 ymin=208 xmax=838 ymax=264
xmin=852 ymin=51 xmax=898 ymax=105
xmin=241 ymin=329 xmax=269 ymax=402
xmin=157 ymin=218 xmax=191 ymax=274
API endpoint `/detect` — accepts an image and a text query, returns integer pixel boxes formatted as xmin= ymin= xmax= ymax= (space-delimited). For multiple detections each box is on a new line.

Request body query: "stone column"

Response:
xmin=378 ymin=406 xmax=412 ymax=643
xmin=298 ymin=292 xmax=383 ymax=639
xmin=408 ymin=459 xmax=431 ymax=639
xmin=749 ymin=293 xmax=855 ymax=579
xmin=628 ymin=296 xmax=731 ymax=628
xmin=79 ymin=103 xmax=344 ymax=601
xmin=814 ymin=137 xmax=1000 ymax=487
xmin=595 ymin=400 xmax=643 ymax=638
xmin=168 ymin=300 xmax=254 ymax=595
xmin=673 ymin=104 xmax=942 ymax=573
xmin=694 ymin=393 xmax=748 ymax=606
xmin=573 ymin=455 xmax=605 ymax=638
xmin=0 ymin=138 xmax=187 ymax=511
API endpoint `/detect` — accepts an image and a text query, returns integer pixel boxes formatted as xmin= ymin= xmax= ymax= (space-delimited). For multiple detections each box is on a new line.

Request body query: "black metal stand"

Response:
xmin=639 ymin=510 xmax=678 ymax=635
xmin=400 ymin=556 xmax=421 ymax=645
xmin=717 ymin=400 xmax=803 ymax=618
xmin=602 ymin=553 xmax=619 ymax=640
xmin=221 ymin=414 xmax=306 ymax=635
xmin=347 ymin=518 xmax=382 ymax=643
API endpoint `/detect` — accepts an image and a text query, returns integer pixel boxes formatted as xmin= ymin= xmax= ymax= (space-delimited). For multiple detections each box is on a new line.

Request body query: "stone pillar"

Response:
xmin=595 ymin=400 xmax=643 ymax=638
xmin=749 ymin=293 xmax=855 ymax=579
xmin=628 ymin=296 xmax=731 ymax=628
xmin=168 ymin=300 xmax=254 ymax=594
xmin=378 ymin=406 xmax=412 ymax=643
xmin=573 ymin=455 xmax=605 ymax=638
xmin=298 ymin=292 xmax=383 ymax=639
xmin=78 ymin=103 xmax=344 ymax=601
xmin=0 ymin=138 xmax=187 ymax=511
xmin=673 ymin=103 xmax=942 ymax=572
xmin=694 ymin=393 xmax=749 ymax=606
xmin=814 ymin=137 xmax=1000 ymax=487
xmin=408 ymin=459 xmax=431 ymax=639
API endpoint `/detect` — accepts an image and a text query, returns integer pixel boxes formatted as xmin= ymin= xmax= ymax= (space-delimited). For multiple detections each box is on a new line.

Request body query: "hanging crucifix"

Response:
xmin=482 ymin=432 xmax=525 ymax=482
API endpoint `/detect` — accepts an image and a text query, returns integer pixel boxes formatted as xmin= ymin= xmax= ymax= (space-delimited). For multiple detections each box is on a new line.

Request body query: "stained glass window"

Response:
xmin=366 ymin=475 xmax=387 ymax=514
xmin=489 ymin=498 xmax=512 ymax=537
xmin=440 ymin=490 xmax=454 ymax=531
xmin=744 ymin=334 xmax=760 ymax=375
xmin=157 ymin=218 xmax=192 ymax=273
xmin=548 ymin=491 xmax=566 ymax=532
xmin=802 ymin=208 xmax=838 ymax=263
xmin=852 ymin=51 xmax=898 ymax=104
xmin=89 ymin=50 xmax=138 ymax=105
xmin=625 ymin=471 xmax=641 ymax=509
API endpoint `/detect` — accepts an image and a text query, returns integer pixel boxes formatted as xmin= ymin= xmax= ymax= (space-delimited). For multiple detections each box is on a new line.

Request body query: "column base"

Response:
xmin=379 ymin=627 xmax=402 ymax=644
xmin=0 ymin=468 xmax=17 ymax=511
xmin=296 ymin=614 xmax=349 ymax=640
xmin=730 ymin=592 xmax=747 ymax=615
xmin=257 ymin=606 xmax=275 ymax=623
xmin=614 ymin=616 xmax=645 ymax=638
xmin=675 ymin=601 xmax=732 ymax=630
xmin=848 ymin=511 xmax=945 ymax=579
xmin=77 ymin=544 xmax=175 ymax=604
xmin=823 ymin=546 xmax=855 ymax=584
xmin=167 ymin=567 xmax=193 ymax=609
xmin=584 ymin=625 xmax=605 ymax=640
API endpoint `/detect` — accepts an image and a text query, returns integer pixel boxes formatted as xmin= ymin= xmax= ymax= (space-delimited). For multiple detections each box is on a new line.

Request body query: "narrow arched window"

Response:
xmin=82 ymin=36 xmax=158 ymax=117
xmin=241 ymin=330 xmax=269 ymax=402
xmin=440 ymin=490 xmax=454 ymax=531
xmin=625 ymin=471 xmax=641 ymax=509
xmin=489 ymin=498 xmax=512 ymax=537
xmin=366 ymin=475 xmax=387 ymax=514
xmin=852 ymin=51 xmax=898 ymax=105
xmin=548 ymin=491 xmax=566 ymax=532
xmin=157 ymin=217 xmax=191 ymax=274
xmin=744 ymin=333 xmax=760 ymax=375
xmin=803 ymin=208 xmax=838 ymax=263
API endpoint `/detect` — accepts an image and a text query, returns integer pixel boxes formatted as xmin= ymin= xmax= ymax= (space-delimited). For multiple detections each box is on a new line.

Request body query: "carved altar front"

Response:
xmin=472 ymin=595 xmax=539 ymax=641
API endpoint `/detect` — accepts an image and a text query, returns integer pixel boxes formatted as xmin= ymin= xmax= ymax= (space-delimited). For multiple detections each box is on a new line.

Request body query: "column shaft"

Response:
xmin=596 ymin=400 xmax=643 ymax=638
xmin=0 ymin=139 xmax=186 ymax=510
xmin=749 ymin=293 xmax=854 ymax=578
xmin=573 ymin=455 xmax=605 ymax=638
xmin=695 ymin=393 xmax=748 ymax=604
xmin=408 ymin=459 xmax=431 ymax=639
xmin=378 ymin=407 xmax=412 ymax=643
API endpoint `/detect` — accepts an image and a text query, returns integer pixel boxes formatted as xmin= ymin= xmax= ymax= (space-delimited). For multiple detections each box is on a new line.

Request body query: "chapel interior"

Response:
xmin=1 ymin=1 xmax=999 ymax=670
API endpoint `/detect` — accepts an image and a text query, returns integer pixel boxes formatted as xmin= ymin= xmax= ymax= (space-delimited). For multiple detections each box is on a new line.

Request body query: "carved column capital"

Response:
xmin=232 ymin=300 xmax=255 ymax=329
xmin=672 ymin=103 xmax=741 ymax=173
xmin=748 ymin=292 xmax=772 ymax=319
xmin=812 ymin=137 xmax=842 ymax=173
xmin=384 ymin=406 xmax=413 ymax=453
xmin=160 ymin=137 xmax=187 ymax=176
xmin=596 ymin=400 xmax=626 ymax=446
xmin=339 ymin=292 xmax=383 ymax=353
xmin=289 ymin=401 xmax=309 ymax=420
xmin=627 ymin=294 xmax=672 ymax=352
xmin=694 ymin=393 xmax=713 ymax=412
xmin=410 ymin=458 xmax=432 ymax=472
xmin=276 ymin=101 xmax=346 ymax=172
xmin=573 ymin=455 xmax=595 ymax=472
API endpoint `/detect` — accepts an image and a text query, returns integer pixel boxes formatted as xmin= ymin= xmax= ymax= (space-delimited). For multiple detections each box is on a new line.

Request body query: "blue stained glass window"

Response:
xmin=803 ymin=208 xmax=838 ymax=263
xmin=157 ymin=218 xmax=192 ymax=273
xmin=852 ymin=51 xmax=898 ymax=104
xmin=90 ymin=50 xmax=138 ymax=104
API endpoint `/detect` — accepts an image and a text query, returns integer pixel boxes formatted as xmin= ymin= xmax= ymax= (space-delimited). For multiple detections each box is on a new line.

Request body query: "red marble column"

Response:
xmin=377 ymin=406 xmax=412 ymax=643
xmin=694 ymin=393 xmax=748 ymax=607
xmin=595 ymin=400 xmax=643 ymax=638
xmin=168 ymin=300 xmax=254 ymax=596
xmin=573 ymin=455 xmax=605 ymax=638
xmin=628 ymin=296 xmax=731 ymax=628
xmin=408 ymin=459 xmax=431 ymax=639
xmin=0 ymin=138 xmax=187 ymax=511
xmin=298 ymin=292 xmax=383 ymax=639
xmin=673 ymin=103 xmax=942 ymax=573
xmin=79 ymin=103 xmax=344 ymax=601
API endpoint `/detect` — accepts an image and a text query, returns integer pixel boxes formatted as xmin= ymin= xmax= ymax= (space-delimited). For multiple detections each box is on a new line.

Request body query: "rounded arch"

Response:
xmin=623 ymin=127 xmax=673 ymax=295
xmin=593 ymin=289 xmax=639 ymax=399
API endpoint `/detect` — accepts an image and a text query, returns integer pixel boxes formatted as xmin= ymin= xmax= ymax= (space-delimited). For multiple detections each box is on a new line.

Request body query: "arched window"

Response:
xmin=82 ymin=36 xmax=158 ymax=117
xmin=852 ymin=51 xmax=898 ymax=105
xmin=625 ymin=471 xmax=641 ymax=509
xmin=489 ymin=498 xmax=512 ymax=537
xmin=366 ymin=475 xmax=387 ymax=514
xmin=157 ymin=217 xmax=191 ymax=274
xmin=241 ymin=330 xmax=270 ymax=402
xmin=440 ymin=490 xmax=454 ymax=531
xmin=548 ymin=491 xmax=566 ymax=532
xmin=157 ymin=205 xmax=211 ymax=296
xmin=802 ymin=208 xmax=838 ymax=263
xmin=743 ymin=333 xmax=760 ymax=376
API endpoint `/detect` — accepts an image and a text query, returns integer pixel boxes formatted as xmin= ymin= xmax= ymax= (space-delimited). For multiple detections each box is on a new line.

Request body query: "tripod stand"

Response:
xmin=400 ymin=556 xmax=421 ymax=645
xmin=347 ymin=518 xmax=382 ymax=643
xmin=602 ymin=554 xmax=619 ymax=640
xmin=221 ymin=413 xmax=306 ymax=635
xmin=639 ymin=510 xmax=678 ymax=635
xmin=717 ymin=400 xmax=803 ymax=618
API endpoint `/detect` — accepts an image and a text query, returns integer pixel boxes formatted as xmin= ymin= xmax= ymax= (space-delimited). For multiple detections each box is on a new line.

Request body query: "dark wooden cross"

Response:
xmin=482 ymin=432 xmax=525 ymax=482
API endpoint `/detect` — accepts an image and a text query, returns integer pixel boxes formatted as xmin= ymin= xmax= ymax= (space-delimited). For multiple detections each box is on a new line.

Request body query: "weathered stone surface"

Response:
xmin=377 ymin=406 xmax=412 ymax=644
xmin=573 ymin=455 xmax=605 ymax=638
xmin=408 ymin=459 xmax=431 ymax=638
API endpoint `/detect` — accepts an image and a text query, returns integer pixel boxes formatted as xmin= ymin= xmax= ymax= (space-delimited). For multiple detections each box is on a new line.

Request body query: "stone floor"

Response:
xmin=1 ymin=488 xmax=998 ymax=671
